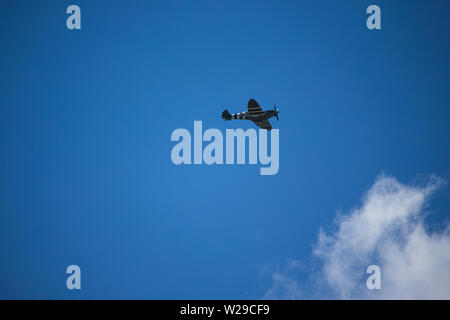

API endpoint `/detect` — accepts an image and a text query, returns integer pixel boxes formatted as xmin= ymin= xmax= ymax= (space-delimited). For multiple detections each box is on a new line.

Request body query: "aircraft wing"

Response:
xmin=252 ymin=119 xmax=272 ymax=130
xmin=247 ymin=99 xmax=264 ymax=117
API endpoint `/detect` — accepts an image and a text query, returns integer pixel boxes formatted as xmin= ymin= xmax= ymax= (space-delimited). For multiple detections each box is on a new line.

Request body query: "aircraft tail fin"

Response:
xmin=222 ymin=109 xmax=232 ymax=120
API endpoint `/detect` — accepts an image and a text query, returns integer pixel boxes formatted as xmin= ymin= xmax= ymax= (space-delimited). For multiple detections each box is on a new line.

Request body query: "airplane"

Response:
xmin=221 ymin=98 xmax=279 ymax=130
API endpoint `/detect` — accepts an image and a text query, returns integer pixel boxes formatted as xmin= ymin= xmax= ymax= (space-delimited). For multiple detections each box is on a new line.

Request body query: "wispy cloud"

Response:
xmin=264 ymin=174 xmax=450 ymax=299
xmin=262 ymin=260 xmax=303 ymax=299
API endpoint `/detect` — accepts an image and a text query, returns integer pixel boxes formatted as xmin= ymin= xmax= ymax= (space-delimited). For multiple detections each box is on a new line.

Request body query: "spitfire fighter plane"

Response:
xmin=221 ymin=99 xmax=279 ymax=130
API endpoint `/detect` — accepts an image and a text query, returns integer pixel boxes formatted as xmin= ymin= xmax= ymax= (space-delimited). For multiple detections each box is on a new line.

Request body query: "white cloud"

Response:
xmin=264 ymin=174 xmax=450 ymax=299
xmin=262 ymin=260 xmax=302 ymax=299
xmin=315 ymin=174 xmax=450 ymax=299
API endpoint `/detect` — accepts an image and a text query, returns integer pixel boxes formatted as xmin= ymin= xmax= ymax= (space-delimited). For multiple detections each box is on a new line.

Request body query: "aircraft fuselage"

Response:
xmin=231 ymin=110 xmax=277 ymax=121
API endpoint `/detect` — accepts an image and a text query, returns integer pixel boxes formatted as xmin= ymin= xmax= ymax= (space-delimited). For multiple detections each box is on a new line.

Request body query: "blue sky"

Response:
xmin=0 ymin=0 xmax=449 ymax=299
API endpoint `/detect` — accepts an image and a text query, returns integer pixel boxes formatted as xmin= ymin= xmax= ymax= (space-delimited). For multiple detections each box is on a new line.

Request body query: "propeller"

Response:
xmin=274 ymin=105 xmax=279 ymax=121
